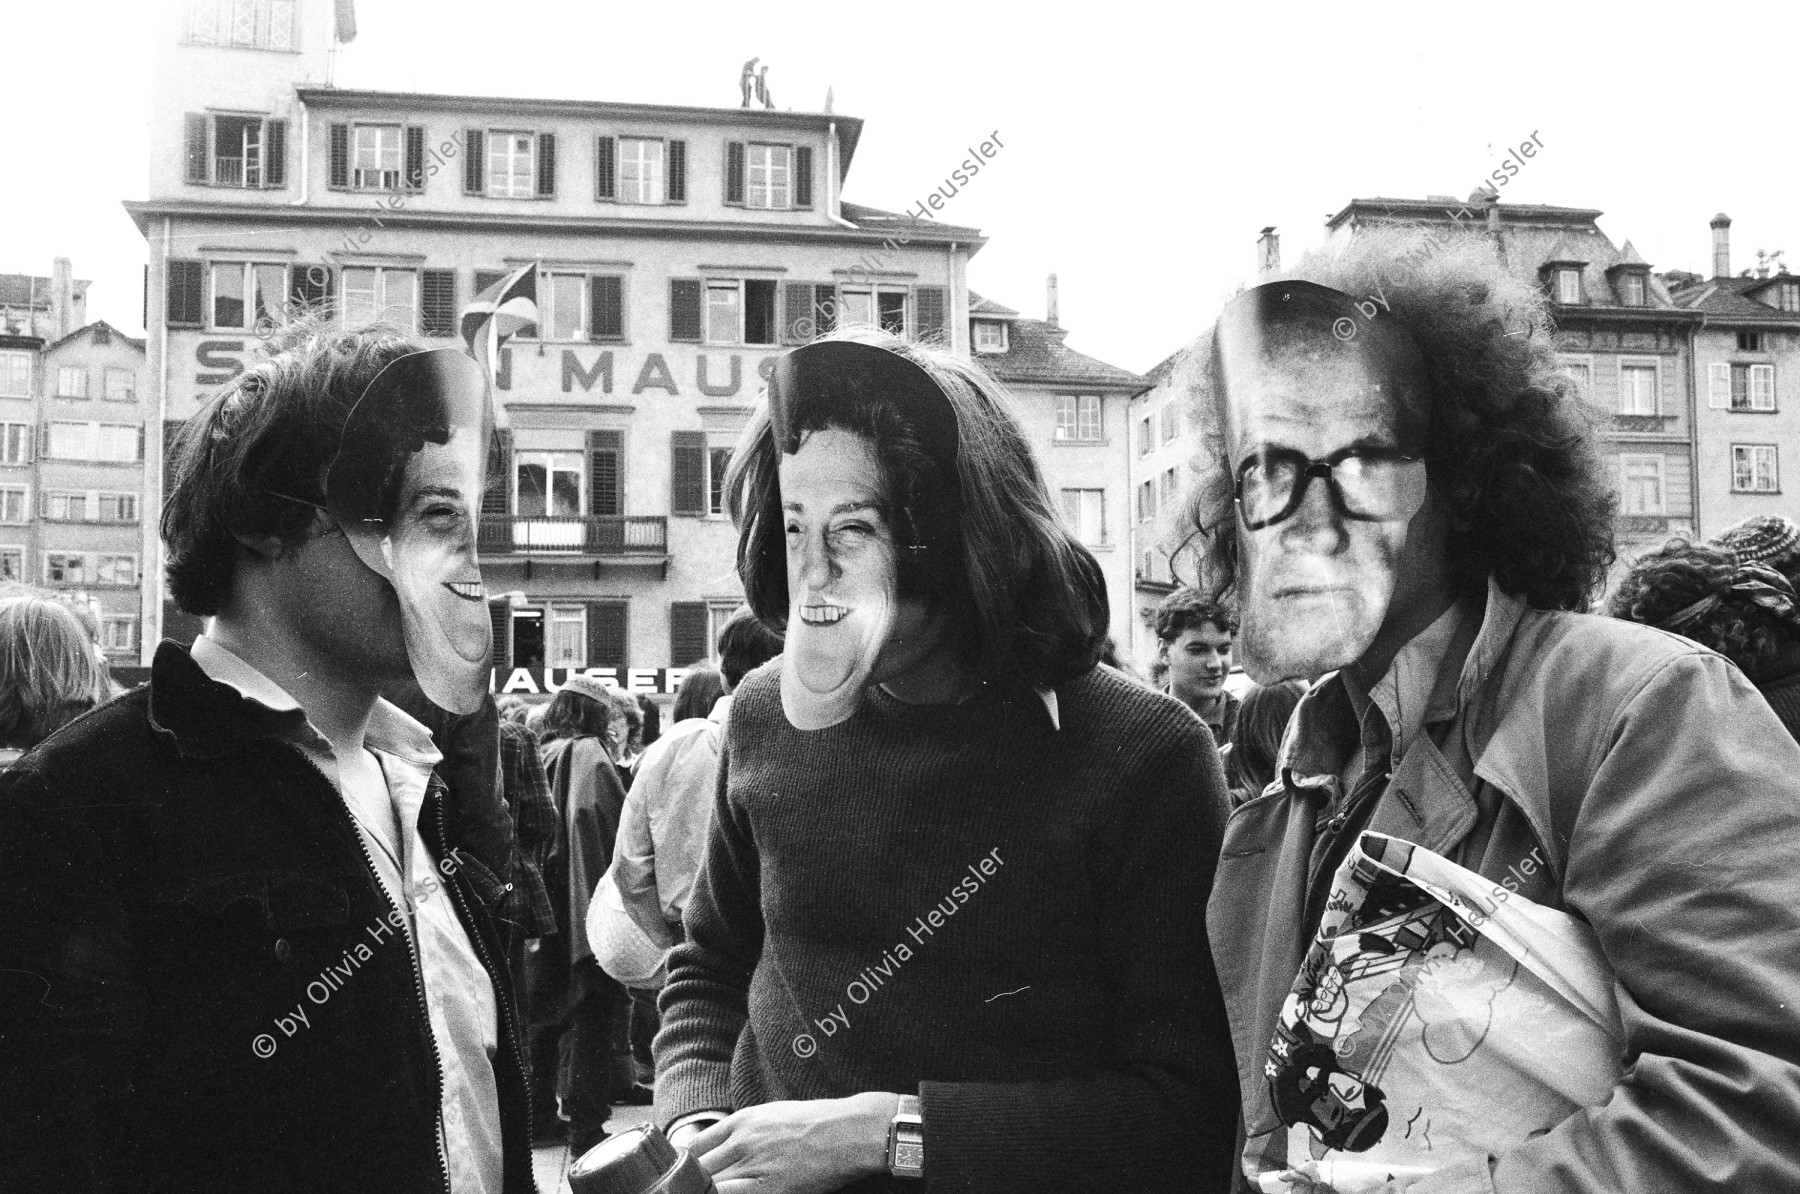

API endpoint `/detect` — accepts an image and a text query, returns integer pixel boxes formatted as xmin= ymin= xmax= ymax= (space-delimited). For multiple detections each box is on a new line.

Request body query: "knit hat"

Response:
xmin=1711 ymin=515 xmax=1800 ymax=574
xmin=559 ymin=673 xmax=615 ymax=705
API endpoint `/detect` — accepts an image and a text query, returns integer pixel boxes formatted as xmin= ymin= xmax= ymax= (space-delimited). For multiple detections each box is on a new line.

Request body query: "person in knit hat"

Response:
xmin=1610 ymin=539 xmax=1800 ymax=739
xmin=1711 ymin=513 xmax=1800 ymax=580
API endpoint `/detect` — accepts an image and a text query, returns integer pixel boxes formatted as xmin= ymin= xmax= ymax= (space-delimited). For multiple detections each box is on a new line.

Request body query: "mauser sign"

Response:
xmin=194 ymin=341 xmax=779 ymax=398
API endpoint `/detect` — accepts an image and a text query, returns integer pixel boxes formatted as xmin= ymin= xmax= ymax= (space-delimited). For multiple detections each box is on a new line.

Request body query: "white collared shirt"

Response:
xmin=191 ymin=635 xmax=504 ymax=1194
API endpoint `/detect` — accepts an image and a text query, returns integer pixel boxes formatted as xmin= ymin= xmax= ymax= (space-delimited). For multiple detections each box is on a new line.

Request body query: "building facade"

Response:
xmin=1667 ymin=215 xmax=1800 ymax=539
xmin=1123 ymin=351 xmax=1193 ymax=672
xmin=0 ymin=261 xmax=149 ymax=661
xmin=967 ymin=280 xmax=1146 ymax=654
xmin=130 ymin=0 xmax=988 ymax=678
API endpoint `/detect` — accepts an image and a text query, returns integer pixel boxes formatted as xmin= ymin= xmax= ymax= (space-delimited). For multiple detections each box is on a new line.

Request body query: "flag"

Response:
xmin=460 ymin=263 xmax=538 ymax=393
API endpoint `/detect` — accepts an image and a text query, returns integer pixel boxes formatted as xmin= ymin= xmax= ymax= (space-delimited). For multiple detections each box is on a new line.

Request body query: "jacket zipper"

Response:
xmin=435 ymin=789 xmax=534 ymax=1190
xmin=292 ymin=744 xmax=453 ymax=1194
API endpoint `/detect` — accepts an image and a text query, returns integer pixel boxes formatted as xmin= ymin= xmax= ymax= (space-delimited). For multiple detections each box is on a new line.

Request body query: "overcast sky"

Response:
xmin=10 ymin=0 xmax=1799 ymax=373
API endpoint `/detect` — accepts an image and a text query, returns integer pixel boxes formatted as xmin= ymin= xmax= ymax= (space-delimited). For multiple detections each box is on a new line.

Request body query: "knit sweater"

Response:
xmin=655 ymin=662 xmax=1239 ymax=1192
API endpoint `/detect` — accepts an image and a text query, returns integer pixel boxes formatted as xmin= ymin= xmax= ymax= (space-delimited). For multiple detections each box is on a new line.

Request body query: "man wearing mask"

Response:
xmin=1183 ymin=232 xmax=1800 ymax=1191
xmin=0 ymin=322 xmax=534 ymax=1192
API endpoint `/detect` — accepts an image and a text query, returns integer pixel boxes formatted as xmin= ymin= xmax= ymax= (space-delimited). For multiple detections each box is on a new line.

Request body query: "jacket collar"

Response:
xmin=147 ymin=640 xmax=316 ymax=760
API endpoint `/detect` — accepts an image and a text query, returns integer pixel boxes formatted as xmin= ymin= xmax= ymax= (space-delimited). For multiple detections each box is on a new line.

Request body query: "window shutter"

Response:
xmin=488 ymin=599 xmax=514 ymax=675
xmin=137 ymin=426 xmax=146 ymax=463
xmin=794 ymin=145 xmax=813 ymax=208
xmin=482 ymin=427 xmax=512 ymax=515
xmin=667 ymin=139 xmax=687 ymax=203
xmin=671 ymin=431 xmax=707 ymax=515
xmin=420 ymin=269 xmax=456 ymax=337
xmin=265 ymin=119 xmax=288 ymax=187
xmin=724 ymin=140 xmax=746 ymax=205
xmin=670 ymin=602 xmax=711 ymax=667
xmin=327 ymin=122 xmax=350 ymax=189
xmin=464 ymin=128 xmax=486 ymax=194
xmin=914 ymin=285 xmax=946 ymax=340
xmin=590 ymin=275 xmax=624 ymax=341
xmin=782 ymin=282 xmax=813 ymax=343
xmin=813 ymin=284 xmax=837 ymax=335
xmin=290 ymin=264 xmax=331 ymax=312
xmin=587 ymin=601 xmax=628 ymax=671
xmin=1709 ymin=362 xmax=1732 ymax=409
xmin=594 ymin=135 xmax=616 ymax=201
xmin=1753 ymin=364 xmax=1777 ymax=410
xmin=185 ymin=114 xmax=210 ymax=183
xmin=404 ymin=125 xmax=426 ymax=190
xmin=536 ymin=132 xmax=557 ymax=197
xmin=166 ymin=260 xmax=204 ymax=326
xmin=669 ymin=279 xmax=703 ymax=343
xmin=588 ymin=429 xmax=621 ymax=516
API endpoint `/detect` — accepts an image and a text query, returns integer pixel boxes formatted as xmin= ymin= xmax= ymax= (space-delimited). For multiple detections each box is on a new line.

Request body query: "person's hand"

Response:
xmin=688 ymin=1093 xmax=899 ymax=1194
xmin=668 ymin=1118 xmax=717 ymax=1152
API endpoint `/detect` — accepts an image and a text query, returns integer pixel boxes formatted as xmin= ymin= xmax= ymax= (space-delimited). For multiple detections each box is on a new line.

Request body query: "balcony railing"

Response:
xmin=478 ymin=514 xmax=668 ymax=556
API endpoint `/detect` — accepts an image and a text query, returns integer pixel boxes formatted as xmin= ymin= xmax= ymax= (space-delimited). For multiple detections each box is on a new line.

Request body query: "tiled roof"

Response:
xmin=1141 ymin=349 xmax=1184 ymax=385
xmin=967 ymin=290 xmax=1020 ymax=318
xmin=977 ymin=315 xmax=1147 ymax=390
xmin=0 ymin=274 xmax=52 ymax=307
xmin=1670 ymin=275 xmax=1800 ymax=321
xmin=46 ymin=320 xmax=146 ymax=354
xmin=839 ymin=201 xmax=982 ymax=242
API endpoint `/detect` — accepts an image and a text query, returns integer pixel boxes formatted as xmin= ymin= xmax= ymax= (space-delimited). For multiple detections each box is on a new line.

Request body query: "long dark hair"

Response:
xmin=672 ymin=666 xmax=728 ymax=723
xmin=726 ymin=329 xmax=1108 ymax=689
xmin=535 ymin=687 xmax=612 ymax=742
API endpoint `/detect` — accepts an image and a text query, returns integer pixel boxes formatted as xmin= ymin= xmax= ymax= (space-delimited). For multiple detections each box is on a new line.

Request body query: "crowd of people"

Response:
xmin=5 ymin=227 xmax=1800 ymax=1193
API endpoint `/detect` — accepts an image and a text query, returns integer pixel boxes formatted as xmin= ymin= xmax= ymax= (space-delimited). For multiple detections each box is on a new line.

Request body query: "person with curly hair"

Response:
xmin=1185 ymin=227 xmax=1800 ymax=1190
xmin=1610 ymin=539 xmax=1800 ymax=738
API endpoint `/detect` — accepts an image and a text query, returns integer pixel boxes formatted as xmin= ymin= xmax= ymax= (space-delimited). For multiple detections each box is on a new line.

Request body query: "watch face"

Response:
xmin=893 ymin=1139 xmax=925 ymax=1173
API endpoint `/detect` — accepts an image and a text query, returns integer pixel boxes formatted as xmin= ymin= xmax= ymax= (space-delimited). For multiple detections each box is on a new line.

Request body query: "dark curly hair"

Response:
xmin=1154 ymin=587 xmax=1237 ymax=643
xmin=160 ymin=314 xmax=419 ymax=616
xmin=1177 ymin=227 xmax=1616 ymax=611
xmin=1608 ymin=540 xmax=1800 ymax=674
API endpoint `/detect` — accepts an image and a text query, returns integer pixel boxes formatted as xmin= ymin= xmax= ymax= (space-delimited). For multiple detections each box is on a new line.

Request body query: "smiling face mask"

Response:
xmin=325 ymin=349 xmax=494 ymax=713
xmin=765 ymin=341 xmax=961 ymax=731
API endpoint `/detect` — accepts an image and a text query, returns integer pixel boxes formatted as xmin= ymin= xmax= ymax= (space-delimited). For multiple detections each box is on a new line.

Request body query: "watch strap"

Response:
xmin=887 ymin=1093 xmax=924 ymax=1178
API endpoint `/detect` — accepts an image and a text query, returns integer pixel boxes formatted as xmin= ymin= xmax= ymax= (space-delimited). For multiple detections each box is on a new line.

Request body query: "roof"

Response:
xmin=1141 ymin=348 xmax=1184 ymax=386
xmin=973 ymin=308 xmax=1147 ymax=391
xmin=296 ymin=87 xmax=865 ymax=179
xmin=966 ymin=291 xmax=1020 ymax=319
xmin=1326 ymin=196 xmax=1604 ymax=231
xmin=45 ymin=319 xmax=146 ymax=355
xmin=1670 ymin=273 xmax=1800 ymax=322
xmin=840 ymin=202 xmax=983 ymax=244
xmin=0 ymin=273 xmax=91 ymax=307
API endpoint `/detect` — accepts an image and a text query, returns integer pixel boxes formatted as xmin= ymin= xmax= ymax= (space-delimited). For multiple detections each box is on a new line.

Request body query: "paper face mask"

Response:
xmin=325 ymin=349 xmax=494 ymax=713
xmin=766 ymin=341 xmax=960 ymax=731
xmin=1216 ymin=282 xmax=1431 ymax=683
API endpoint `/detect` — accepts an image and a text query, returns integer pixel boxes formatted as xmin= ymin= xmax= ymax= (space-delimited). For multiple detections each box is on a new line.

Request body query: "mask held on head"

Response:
xmin=325 ymin=348 xmax=495 ymax=714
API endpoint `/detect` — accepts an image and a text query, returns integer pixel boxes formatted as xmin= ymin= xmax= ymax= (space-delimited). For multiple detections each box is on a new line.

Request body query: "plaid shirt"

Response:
xmin=498 ymin=720 xmax=559 ymax=938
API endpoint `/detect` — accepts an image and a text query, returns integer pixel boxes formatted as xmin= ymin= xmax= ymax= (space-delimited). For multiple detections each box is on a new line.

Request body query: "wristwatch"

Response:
xmin=886 ymin=1093 xmax=924 ymax=1179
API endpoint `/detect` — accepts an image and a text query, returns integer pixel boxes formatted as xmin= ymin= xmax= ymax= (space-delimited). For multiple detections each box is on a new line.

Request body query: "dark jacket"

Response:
xmin=1211 ymin=580 xmax=1800 ymax=1192
xmin=0 ymin=642 xmax=536 ymax=1194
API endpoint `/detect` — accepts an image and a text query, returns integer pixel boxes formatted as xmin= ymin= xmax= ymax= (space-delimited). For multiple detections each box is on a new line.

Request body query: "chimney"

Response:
xmin=1257 ymin=227 xmax=1281 ymax=276
xmin=1711 ymin=213 xmax=1732 ymax=279
xmin=51 ymin=256 xmax=73 ymax=341
xmin=1045 ymin=273 xmax=1060 ymax=327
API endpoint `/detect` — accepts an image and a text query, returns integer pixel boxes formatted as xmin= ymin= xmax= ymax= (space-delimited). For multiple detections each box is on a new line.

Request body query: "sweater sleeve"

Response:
xmin=918 ymin=716 xmax=1240 ymax=1193
xmin=653 ymin=729 xmax=763 ymax=1127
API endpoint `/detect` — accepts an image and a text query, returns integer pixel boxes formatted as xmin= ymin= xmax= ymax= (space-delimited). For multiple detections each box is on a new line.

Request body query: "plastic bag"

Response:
xmin=1252 ymin=831 xmax=1624 ymax=1191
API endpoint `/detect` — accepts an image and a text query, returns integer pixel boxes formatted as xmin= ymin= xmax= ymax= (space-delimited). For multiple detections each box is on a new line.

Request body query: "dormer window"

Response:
xmin=1619 ymin=272 xmax=1647 ymax=307
xmin=1556 ymin=268 xmax=1582 ymax=305
xmin=973 ymin=320 xmax=1008 ymax=353
xmin=1780 ymin=282 xmax=1800 ymax=313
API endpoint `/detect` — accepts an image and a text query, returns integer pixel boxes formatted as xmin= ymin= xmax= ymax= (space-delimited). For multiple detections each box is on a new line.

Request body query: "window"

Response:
xmin=1137 ymin=415 xmax=1153 ymax=456
xmin=102 ymin=617 xmax=139 ymax=653
xmin=44 ymin=553 xmax=86 ymax=584
xmin=99 ymin=492 xmax=138 ymax=522
xmin=545 ymin=273 xmax=588 ymax=341
xmin=0 ymin=422 xmax=28 ymax=463
xmin=340 ymin=267 xmax=417 ymax=331
xmin=515 ymin=451 xmax=583 ymax=516
xmin=43 ymin=491 xmax=87 ymax=521
xmin=708 ymin=602 xmax=744 ymax=659
xmin=0 ymin=486 xmax=24 ymax=524
xmin=746 ymin=143 xmax=791 ymax=209
xmin=1058 ymin=488 xmax=1106 ymax=545
xmin=184 ymin=113 xmax=288 ymax=188
xmin=104 ymin=368 xmax=135 ymax=402
xmin=46 ymin=423 xmax=141 ymax=463
xmin=877 ymin=291 xmax=907 ymax=335
xmin=487 ymin=130 xmax=536 ymax=197
xmin=1161 ymin=467 xmax=1178 ymax=511
xmin=0 ymin=548 xmax=19 ymax=582
xmin=1137 ymin=479 xmax=1156 ymax=522
xmin=1055 ymin=394 xmax=1102 ymax=442
xmin=619 ymin=138 xmax=664 ymax=204
xmin=1781 ymin=283 xmax=1800 ymax=313
xmin=97 ymin=555 xmax=137 ymax=585
xmin=1563 ymin=360 xmax=1591 ymax=402
xmin=1730 ymin=363 xmax=1777 ymax=412
xmin=352 ymin=124 xmax=403 ymax=190
xmin=1618 ymin=454 xmax=1665 ymax=515
xmin=1160 ymin=404 xmax=1179 ymax=443
xmin=0 ymin=352 xmax=31 ymax=398
xmin=1556 ymin=268 xmax=1582 ymax=304
xmin=55 ymin=367 xmax=88 ymax=399
xmin=973 ymin=320 xmax=1008 ymax=353
xmin=47 ymin=491 xmax=135 ymax=523
xmin=1733 ymin=444 xmax=1780 ymax=493
xmin=706 ymin=281 xmax=742 ymax=345
xmin=548 ymin=605 xmax=587 ymax=667
xmin=1738 ymin=331 xmax=1765 ymax=352
xmin=1619 ymin=273 xmax=1647 ymax=307
xmin=188 ymin=0 xmax=296 ymax=49
xmin=1618 ymin=361 xmax=1658 ymax=416
xmin=708 ymin=447 xmax=733 ymax=516
xmin=210 ymin=262 xmax=287 ymax=330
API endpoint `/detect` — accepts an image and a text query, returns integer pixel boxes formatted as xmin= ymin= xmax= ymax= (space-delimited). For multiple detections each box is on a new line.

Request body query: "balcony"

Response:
xmin=478 ymin=514 xmax=668 ymax=565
